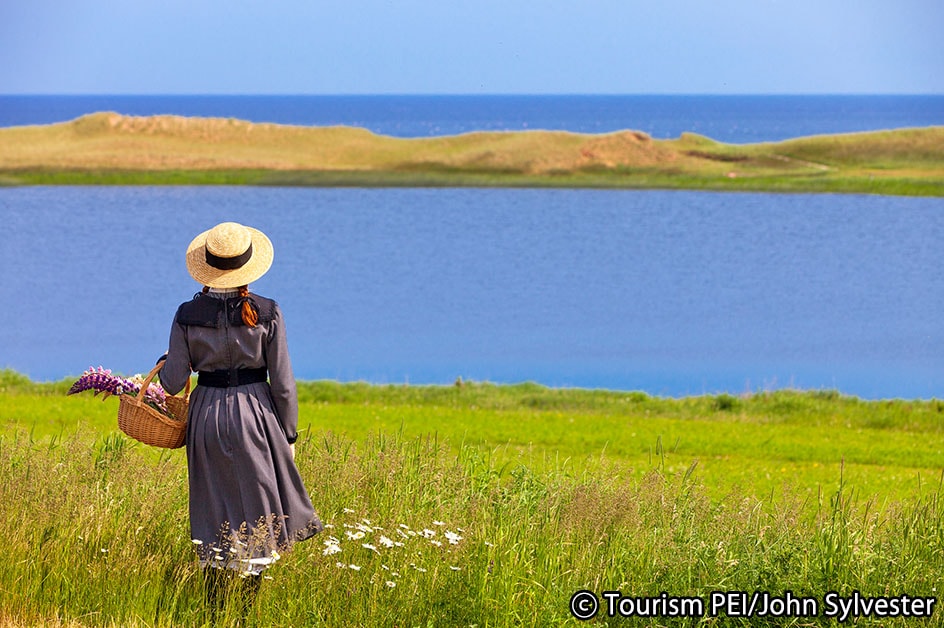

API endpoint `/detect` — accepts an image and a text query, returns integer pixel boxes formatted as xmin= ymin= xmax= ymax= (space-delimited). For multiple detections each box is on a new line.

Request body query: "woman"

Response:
xmin=158 ymin=221 xmax=322 ymax=610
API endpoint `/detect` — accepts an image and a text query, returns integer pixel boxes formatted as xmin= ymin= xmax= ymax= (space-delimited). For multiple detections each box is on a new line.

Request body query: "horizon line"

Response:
xmin=2 ymin=92 xmax=943 ymax=98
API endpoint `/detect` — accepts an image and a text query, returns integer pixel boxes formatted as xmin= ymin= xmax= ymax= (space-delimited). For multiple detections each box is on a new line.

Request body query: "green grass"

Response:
xmin=2 ymin=167 xmax=942 ymax=197
xmin=5 ymin=371 xmax=944 ymax=502
xmin=2 ymin=370 xmax=944 ymax=626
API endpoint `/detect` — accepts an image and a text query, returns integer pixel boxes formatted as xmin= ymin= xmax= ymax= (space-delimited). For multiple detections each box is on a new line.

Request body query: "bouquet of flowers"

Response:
xmin=68 ymin=366 xmax=170 ymax=417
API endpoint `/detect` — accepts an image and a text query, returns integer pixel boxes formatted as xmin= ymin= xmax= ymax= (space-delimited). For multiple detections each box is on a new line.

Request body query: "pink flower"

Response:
xmin=69 ymin=366 xmax=169 ymax=415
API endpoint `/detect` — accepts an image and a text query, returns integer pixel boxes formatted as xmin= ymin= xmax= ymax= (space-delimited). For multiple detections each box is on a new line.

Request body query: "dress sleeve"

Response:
xmin=266 ymin=305 xmax=300 ymax=443
xmin=159 ymin=318 xmax=192 ymax=395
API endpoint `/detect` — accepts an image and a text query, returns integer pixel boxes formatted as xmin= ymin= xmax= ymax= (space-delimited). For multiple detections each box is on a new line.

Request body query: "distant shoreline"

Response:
xmin=1 ymin=112 xmax=942 ymax=196
xmin=3 ymin=94 xmax=941 ymax=143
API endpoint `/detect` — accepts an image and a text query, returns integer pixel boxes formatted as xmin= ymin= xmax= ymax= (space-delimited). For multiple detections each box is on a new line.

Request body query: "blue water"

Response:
xmin=2 ymin=95 xmax=942 ymax=397
xmin=1 ymin=94 xmax=942 ymax=142
xmin=2 ymin=186 xmax=942 ymax=399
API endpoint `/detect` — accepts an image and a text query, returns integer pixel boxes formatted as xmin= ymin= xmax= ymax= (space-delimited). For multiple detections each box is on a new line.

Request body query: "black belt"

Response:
xmin=198 ymin=367 xmax=268 ymax=388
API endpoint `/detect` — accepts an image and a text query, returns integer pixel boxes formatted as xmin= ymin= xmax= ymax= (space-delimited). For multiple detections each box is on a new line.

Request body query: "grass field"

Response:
xmin=1 ymin=113 xmax=942 ymax=196
xmin=1 ymin=370 xmax=943 ymax=626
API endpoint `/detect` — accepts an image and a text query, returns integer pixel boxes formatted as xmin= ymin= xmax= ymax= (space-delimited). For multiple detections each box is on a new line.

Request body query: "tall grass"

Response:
xmin=5 ymin=370 xmax=944 ymax=502
xmin=1 ymin=426 xmax=942 ymax=627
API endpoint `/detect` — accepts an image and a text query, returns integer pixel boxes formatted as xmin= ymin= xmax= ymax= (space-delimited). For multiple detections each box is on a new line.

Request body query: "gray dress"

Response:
xmin=160 ymin=289 xmax=322 ymax=573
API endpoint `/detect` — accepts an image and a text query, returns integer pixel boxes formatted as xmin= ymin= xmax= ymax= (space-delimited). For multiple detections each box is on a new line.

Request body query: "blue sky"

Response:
xmin=1 ymin=0 xmax=942 ymax=94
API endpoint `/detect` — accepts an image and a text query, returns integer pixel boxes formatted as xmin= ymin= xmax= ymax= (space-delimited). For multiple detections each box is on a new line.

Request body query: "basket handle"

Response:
xmin=137 ymin=361 xmax=191 ymax=401
xmin=137 ymin=362 xmax=164 ymax=401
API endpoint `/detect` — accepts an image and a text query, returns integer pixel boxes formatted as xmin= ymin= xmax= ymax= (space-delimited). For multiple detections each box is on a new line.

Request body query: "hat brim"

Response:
xmin=185 ymin=226 xmax=274 ymax=288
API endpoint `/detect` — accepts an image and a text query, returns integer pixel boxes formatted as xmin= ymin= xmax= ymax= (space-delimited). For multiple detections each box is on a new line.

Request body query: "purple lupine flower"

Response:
xmin=68 ymin=366 xmax=170 ymax=415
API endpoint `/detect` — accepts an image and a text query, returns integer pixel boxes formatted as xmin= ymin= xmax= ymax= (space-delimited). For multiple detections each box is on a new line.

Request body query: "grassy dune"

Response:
xmin=2 ymin=371 xmax=944 ymax=626
xmin=1 ymin=112 xmax=942 ymax=195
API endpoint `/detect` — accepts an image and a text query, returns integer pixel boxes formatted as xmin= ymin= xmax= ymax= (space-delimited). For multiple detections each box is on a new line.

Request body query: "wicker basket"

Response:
xmin=117 ymin=362 xmax=190 ymax=449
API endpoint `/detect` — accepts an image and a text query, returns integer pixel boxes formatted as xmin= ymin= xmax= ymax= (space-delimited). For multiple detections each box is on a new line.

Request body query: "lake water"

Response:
xmin=2 ymin=186 xmax=942 ymax=399
xmin=2 ymin=95 xmax=942 ymax=397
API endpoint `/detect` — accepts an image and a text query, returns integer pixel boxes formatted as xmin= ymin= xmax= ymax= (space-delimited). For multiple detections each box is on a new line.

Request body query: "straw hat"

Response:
xmin=185 ymin=222 xmax=273 ymax=288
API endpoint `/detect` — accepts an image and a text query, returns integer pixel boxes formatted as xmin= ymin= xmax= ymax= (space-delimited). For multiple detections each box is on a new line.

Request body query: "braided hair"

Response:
xmin=237 ymin=285 xmax=258 ymax=327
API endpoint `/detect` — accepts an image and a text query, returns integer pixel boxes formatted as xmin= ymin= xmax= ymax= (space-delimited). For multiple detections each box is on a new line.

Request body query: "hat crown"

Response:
xmin=206 ymin=222 xmax=252 ymax=258
xmin=186 ymin=221 xmax=273 ymax=289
